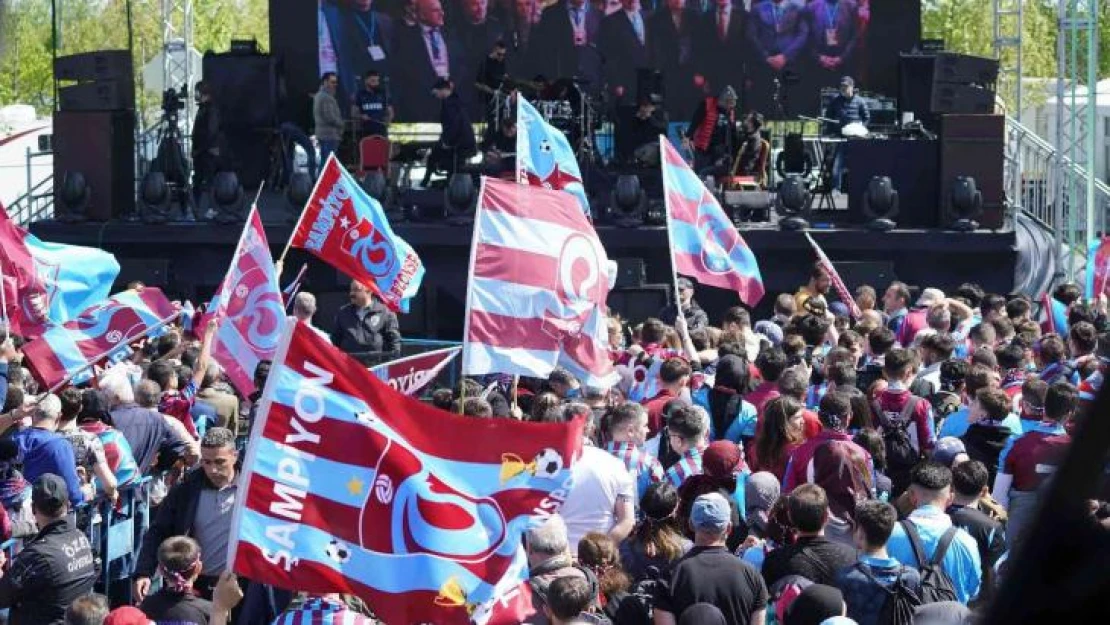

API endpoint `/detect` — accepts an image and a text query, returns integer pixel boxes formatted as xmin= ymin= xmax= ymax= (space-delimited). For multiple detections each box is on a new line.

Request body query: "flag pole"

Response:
xmin=279 ymin=153 xmax=334 ymax=266
xmin=510 ymin=375 xmax=519 ymax=413
xmin=0 ymin=262 xmax=8 ymax=326
xmin=659 ymin=135 xmax=684 ymax=322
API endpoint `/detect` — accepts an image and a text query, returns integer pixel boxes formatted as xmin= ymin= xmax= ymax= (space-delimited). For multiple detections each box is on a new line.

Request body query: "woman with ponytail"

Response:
xmin=140 ymin=536 xmax=212 ymax=625
xmin=619 ymin=482 xmax=690 ymax=582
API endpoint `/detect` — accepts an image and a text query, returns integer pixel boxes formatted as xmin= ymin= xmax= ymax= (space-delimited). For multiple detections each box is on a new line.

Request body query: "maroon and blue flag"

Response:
xmin=659 ymin=137 xmax=764 ymax=306
xmin=290 ymin=155 xmax=424 ymax=313
xmin=0 ymin=205 xmax=119 ymax=338
xmin=21 ymin=288 xmax=177 ymax=390
xmin=198 ymin=206 xmax=284 ymax=397
xmin=517 ymin=97 xmax=589 ymax=216
xmin=229 ymin=318 xmax=583 ymax=624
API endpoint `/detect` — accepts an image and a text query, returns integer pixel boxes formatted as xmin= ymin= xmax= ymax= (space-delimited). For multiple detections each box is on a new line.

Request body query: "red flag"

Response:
xmin=289 ymin=156 xmax=424 ymax=312
xmin=370 ymin=346 xmax=461 ymax=396
xmin=804 ymin=232 xmax=862 ymax=319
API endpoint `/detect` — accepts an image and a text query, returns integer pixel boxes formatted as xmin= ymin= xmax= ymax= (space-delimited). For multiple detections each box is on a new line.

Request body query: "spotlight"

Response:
xmin=139 ymin=172 xmax=171 ymax=224
xmin=285 ymin=172 xmax=313 ymax=223
xmin=212 ymin=171 xmax=244 ymax=225
xmin=948 ymin=176 xmax=982 ymax=232
xmin=775 ymin=174 xmax=810 ymax=231
xmin=862 ymin=176 xmax=899 ymax=232
xmin=609 ymin=174 xmax=645 ymax=227
xmin=57 ymin=171 xmax=89 ymax=223
xmin=444 ymin=173 xmax=476 ymax=225
xmin=362 ymin=170 xmax=403 ymax=222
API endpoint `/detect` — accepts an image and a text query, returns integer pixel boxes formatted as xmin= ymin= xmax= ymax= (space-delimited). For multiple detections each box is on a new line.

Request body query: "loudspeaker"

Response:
xmin=930 ymin=82 xmax=995 ymax=115
xmin=940 ymin=114 xmax=1004 ymax=229
xmin=202 ymin=52 xmax=279 ymax=131
xmin=59 ymin=80 xmax=134 ymax=111
xmin=54 ymin=50 xmax=133 ymax=83
xmin=898 ymin=54 xmax=938 ymax=131
xmin=608 ymin=285 xmax=670 ymax=324
xmin=52 ymin=110 xmax=135 ymax=221
xmin=933 ymin=52 xmax=999 ymax=86
xmin=614 ymin=258 xmax=646 ymax=288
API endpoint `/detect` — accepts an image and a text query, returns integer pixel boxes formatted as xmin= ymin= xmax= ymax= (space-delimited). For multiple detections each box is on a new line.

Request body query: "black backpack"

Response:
xmin=873 ymin=397 xmax=923 ymax=474
xmin=853 ymin=562 xmax=921 ymax=625
xmin=900 ymin=520 xmax=960 ymax=604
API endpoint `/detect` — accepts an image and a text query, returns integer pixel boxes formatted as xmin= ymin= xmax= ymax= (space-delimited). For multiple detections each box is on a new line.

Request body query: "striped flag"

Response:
xmin=1085 ymin=236 xmax=1110 ymax=300
xmin=199 ymin=206 xmax=285 ymax=397
xmin=22 ymin=288 xmax=177 ymax=390
xmin=282 ymin=263 xmax=309 ymax=311
xmin=660 ymin=136 xmax=764 ymax=306
xmin=461 ymin=177 xmax=618 ymax=388
xmin=804 ymin=232 xmax=862 ymax=319
xmin=229 ymin=318 xmax=584 ymax=624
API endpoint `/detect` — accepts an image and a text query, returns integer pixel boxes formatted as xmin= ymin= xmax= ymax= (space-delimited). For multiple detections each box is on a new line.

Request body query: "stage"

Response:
xmin=29 ymin=191 xmax=1019 ymax=340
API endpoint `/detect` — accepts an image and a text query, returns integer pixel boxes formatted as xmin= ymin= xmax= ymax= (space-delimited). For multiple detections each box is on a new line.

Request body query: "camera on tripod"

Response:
xmin=161 ymin=86 xmax=187 ymax=123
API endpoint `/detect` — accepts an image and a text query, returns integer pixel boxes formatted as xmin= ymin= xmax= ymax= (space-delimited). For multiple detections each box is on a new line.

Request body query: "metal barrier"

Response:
xmin=7 ymin=146 xmax=55 ymax=226
xmin=1005 ymin=116 xmax=1110 ymax=278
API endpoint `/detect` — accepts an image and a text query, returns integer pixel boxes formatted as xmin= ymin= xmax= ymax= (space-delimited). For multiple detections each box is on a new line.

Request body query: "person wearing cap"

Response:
xmin=9 ymin=394 xmax=85 ymax=508
xmin=657 ymin=277 xmax=709 ymax=333
xmin=102 ymin=606 xmax=154 ymax=625
xmin=682 ymin=86 xmax=739 ymax=176
xmin=653 ymin=492 xmax=769 ymax=625
xmin=0 ymin=474 xmax=97 ymax=625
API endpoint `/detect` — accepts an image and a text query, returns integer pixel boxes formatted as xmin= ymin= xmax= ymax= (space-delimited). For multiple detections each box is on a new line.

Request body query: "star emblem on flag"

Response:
xmin=525 ymin=164 xmax=581 ymax=191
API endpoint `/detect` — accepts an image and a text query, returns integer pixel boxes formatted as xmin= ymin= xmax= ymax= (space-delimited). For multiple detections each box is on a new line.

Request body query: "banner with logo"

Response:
xmin=370 ymin=346 xmax=461 ymax=396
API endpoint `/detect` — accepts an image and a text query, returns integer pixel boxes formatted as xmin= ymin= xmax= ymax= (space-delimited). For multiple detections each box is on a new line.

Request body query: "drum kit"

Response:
xmin=480 ymin=76 xmax=601 ymax=162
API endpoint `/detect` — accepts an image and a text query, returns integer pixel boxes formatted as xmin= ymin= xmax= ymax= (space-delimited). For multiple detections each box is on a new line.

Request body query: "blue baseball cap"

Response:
xmin=690 ymin=492 xmax=731 ymax=533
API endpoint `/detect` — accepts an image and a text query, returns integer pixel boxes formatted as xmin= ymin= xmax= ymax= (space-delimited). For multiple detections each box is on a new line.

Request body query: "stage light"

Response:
xmin=212 ymin=171 xmax=244 ymax=225
xmin=775 ymin=174 xmax=810 ymax=231
xmin=139 ymin=172 xmax=171 ymax=224
xmin=361 ymin=170 xmax=403 ymax=223
xmin=444 ymin=173 xmax=476 ymax=225
xmin=287 ymin=172 xmax=313 ymax=207
xmin=949 ymin=176 xmax=982 ymax=232
xmin=610 ymin=174 xmax=645 ymax=227
xmin=862 ymin=176 xmax=899 ymax=232
xmin=57 ymin=171 xmax=89 ymax=223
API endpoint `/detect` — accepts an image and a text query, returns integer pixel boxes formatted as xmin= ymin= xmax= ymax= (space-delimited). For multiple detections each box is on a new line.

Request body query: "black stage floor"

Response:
xmin=30 ymin=194 xmax=1017 ymax=339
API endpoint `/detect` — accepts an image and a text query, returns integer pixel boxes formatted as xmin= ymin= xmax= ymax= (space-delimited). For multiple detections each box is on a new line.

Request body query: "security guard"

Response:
xmin=0 ymin=474 xmax=97 ymax=625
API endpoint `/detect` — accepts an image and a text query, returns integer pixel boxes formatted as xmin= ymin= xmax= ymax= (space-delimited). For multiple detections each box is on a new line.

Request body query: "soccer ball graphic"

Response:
xmin=326 ymin=540 xmax=352 ymax=564
xmin=533 ymin=448 xmax=564 ymax=479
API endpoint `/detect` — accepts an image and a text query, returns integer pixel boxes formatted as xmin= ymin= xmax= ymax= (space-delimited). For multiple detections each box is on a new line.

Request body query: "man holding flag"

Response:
xmin=331 ymin=280 xmax=401 ymax=360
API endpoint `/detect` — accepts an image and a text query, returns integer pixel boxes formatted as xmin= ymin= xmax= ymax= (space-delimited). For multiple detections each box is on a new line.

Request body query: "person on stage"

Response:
xmin=682 ymin=85 xmax=739 ymax=177
xmin=616 ymin=95 xmax=668 ymax=166
xmin=822 ymin=75 xmax=869 ymax=190
xmin=732 ymin=111 xmax=769 ymax=187
xmin=480 ymin=116 xmax=518 ymax=178
xmin=421 ymin=78 xmax=477 ymax=187
xmin=351 ymin=70 xmax=393 ymax=138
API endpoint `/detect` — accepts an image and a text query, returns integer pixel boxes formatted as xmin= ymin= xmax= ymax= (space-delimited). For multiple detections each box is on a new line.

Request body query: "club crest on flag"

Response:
xmin=517 ymin=98 xmax=589 ymax=216
xmin=339 ymin=216 xmax=397 ymax=279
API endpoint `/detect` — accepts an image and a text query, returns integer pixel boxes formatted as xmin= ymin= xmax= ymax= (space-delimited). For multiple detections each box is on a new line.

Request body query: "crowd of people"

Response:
xmin=0 ymin=265 xmax=1103 ymax=625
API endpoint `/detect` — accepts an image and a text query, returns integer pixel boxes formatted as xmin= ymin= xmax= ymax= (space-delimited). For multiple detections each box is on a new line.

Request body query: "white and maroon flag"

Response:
xmin=804 ymin=232 xmax=862 ymax=319
xmin=462 ymin=177 xmax=618 ymax=388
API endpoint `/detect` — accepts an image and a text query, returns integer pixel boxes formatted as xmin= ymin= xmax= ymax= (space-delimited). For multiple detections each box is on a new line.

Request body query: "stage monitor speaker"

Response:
xmin=898 ymin=54 xmax=937 ymax=131
xmin=930 ymin=82 xmax=995 ymax=115
xmin=933 ymin=52 xmax=999 ymax=86
xmin=614 ymin=258 xmax=646 ymax=288
xmin=608 ymin=285 xmax=670 ymax=324
xmin=52 ymin=110 xmax=135 ymax=221
xmin=202 ymin=52 xmax=279 ymax=131
xmin=59 ymin=80 xmax=134 ymax=111
xmin=940 ymin=114 xmax=1004 ymax=230
xmin=54 ymin=50 xmax=133 ymax=83
xmin=842 ymin=138 xmax=939 ymax=228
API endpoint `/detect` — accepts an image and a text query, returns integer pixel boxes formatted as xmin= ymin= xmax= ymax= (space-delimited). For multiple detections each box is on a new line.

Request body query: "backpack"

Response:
xmin=769 ymin=574 xmax=814 ymax=625
xmin=853 ymin=562 xmax=921 ymax=625
xmin=873 ymin=396 xmax=923 ymax=474
xmin=900 ymin=520 xmax=959 ymax=604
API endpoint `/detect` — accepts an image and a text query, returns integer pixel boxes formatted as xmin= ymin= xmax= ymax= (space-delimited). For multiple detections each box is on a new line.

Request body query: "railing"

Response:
xmin=7 ymin=146 xmax=55 ymax=226
xmin=1005 ymin=116 xmax=1110 ymax=274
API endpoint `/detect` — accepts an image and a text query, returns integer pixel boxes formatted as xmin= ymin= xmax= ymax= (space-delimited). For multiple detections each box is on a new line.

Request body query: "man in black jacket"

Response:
xmin=134 ymin=428 xmax=240 ymax=602
xmin=191 ymin=81 xmax=223 ymax=211
xmin=420 ymin=78 xmax=478 ymax=187
xmin=656 ymin=277 xmax=709 ymax=331
xmin=331 ymin=280 xmax=402 ymax=360
xmin=0 ymin=474 xmax=97 ymax=625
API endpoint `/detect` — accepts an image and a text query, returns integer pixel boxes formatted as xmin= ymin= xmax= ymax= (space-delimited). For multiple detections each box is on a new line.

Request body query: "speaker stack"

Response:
xmin=53 ymin=50 xmax=136 ymax=220
xmin=930 ymin=52 xmax=999 ymax=115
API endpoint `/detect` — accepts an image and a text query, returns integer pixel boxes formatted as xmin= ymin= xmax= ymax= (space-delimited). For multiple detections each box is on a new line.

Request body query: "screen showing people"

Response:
xmin=317 ymin=0 xmax=918 ymax=123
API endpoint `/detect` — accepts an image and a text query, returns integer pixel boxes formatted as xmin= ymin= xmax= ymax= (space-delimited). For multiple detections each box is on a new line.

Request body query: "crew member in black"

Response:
xmin=351 ymin=70 xmax=393 ymax=138
xmin=480 ymin=116 xmax=517 ymax=178
xmin=0 ymin=474 xmax=97 ymax=625
xmin=822 ymin=75 xmax=869 ymax=135
xmin=421 ymin=78 xmax=477 ymax=187
xmin=331 ymin=280 xmax=402 ymax=360
xmin=191 ymin=80 xmax=223 ymax=210
xmin=616 ymin=94 xmax=668 ymax=166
